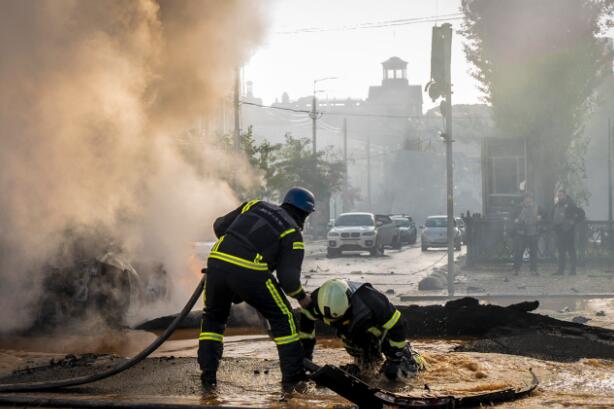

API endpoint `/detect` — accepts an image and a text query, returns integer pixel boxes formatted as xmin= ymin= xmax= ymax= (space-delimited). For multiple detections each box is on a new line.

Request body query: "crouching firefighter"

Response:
xmin=198 ymin=187 xmax=315 ymax=389
xmin=299 ymin=278 xmax=426 ymax=381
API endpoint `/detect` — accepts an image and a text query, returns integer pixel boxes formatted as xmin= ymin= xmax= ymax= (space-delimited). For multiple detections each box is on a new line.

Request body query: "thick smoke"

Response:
xmin=0 ymin=0 xmax=266 ymax=332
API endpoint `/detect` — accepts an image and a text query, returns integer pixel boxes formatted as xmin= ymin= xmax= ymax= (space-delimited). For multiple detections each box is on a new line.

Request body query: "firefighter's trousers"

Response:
xmin=197 ymin=263 xmax=303 ymax=383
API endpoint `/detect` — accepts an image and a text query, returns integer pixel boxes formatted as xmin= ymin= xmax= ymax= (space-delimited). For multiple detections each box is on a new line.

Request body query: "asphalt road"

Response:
xmin=300 ymin=241 xmax=461 ymax=302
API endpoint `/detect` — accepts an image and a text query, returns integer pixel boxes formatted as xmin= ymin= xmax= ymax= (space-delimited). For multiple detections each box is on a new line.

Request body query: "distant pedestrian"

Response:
xmin=513 ymin=193 xmax=541 ymax=275
xmin=552 ymin=189 xmax=580 ymax=275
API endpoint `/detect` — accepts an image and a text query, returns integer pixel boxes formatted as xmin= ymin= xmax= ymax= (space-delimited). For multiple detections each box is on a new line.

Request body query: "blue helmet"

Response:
xmin=283 ymin=187 xmax=315 ymax=214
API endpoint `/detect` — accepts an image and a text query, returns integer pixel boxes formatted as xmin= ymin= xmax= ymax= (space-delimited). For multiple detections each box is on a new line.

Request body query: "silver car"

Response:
xmin=421 ymin=215 xmax=462 ymax=251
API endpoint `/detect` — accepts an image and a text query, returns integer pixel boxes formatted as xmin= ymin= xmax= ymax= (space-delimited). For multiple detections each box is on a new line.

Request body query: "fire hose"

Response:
xmin=0 ymin=270 xmax=538 ymax=408
xmin=0 ymin=274 xmax=205 ymax=393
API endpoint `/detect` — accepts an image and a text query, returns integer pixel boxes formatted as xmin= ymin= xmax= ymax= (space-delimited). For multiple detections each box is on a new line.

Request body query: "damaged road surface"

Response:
xmin=0 ymin=336 xmax=543 ymax=409
xmin=2 ymin=323 xmax=614 ymax=409
xmin=2 ymin=246 xmax=614 ymax=407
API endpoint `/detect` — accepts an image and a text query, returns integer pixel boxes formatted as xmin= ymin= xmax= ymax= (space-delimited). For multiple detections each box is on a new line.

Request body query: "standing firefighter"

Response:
xmin=198 ymin=188 xmax=315 ymax=388
xmin=300 ymin=278 xmax=425 ymax=381
xmin=552 ymin=189 xmax=580 ymax=276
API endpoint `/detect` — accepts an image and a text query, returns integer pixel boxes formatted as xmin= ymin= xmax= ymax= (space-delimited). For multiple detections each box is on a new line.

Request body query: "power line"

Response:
xmin=322 ymin=110 xmax=417 ymax=119
xmin=276 ymin=13 xmax=464 ymax=35
xmin=242 ymin=100 xmax=415 ymax=119
xmin=242 ymin=100 xmax=492 ymax=121
xmin=240 ymin=100 xmax=312 ymax=114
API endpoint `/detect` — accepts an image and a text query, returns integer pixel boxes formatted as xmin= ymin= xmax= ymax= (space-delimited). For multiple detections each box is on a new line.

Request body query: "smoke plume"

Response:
xmin=0 ymin=0 xmax=266 ymax=332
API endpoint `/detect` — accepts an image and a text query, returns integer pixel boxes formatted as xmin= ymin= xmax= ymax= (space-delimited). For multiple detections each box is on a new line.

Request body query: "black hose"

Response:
xmin=0 ymin=275 xmax=205 ymax=392
xmin=0 ymin=395 xmax=265 ymax=409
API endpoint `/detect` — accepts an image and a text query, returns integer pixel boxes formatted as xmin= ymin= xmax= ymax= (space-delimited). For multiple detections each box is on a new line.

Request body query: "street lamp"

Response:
xmin=311 ymin=76 xmax=338 ymax=154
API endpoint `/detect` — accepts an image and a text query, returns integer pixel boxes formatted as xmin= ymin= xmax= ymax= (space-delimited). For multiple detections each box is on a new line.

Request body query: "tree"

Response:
xmin=237 ymin=126 xmax=281 ymax=200
xmin=266 ymin=134 xmax=345 ymax=234
xmin=267 ymin=134 xmax=344 ymax=201
xmin=461 ymin=0 xmax=614 ymax=206
xmin=229 ymin=131 xmax=345 ymax=234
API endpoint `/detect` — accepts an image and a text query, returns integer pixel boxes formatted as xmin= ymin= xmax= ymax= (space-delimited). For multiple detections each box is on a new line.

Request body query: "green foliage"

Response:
xmin=268 ymin=134 xmax=345 ymax=202
xmin=238 ymin=126 xmax=281 ymax=200
xmin=237 ymin=130 xmax=345 ymax=205
xmin=461 ymin=0 xmax=614 ymax=204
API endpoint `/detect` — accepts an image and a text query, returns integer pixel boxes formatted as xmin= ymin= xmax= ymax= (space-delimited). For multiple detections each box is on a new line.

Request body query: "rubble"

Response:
xmin=572 ymin=316 xmax=591 ymax=324
xmin=418 ymin=269 xmax=448 ymax=290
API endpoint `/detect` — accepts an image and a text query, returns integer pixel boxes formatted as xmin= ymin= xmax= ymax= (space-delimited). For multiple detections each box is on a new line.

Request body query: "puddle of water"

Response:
xmin=2 ymin=330 xmax=614 ymax=408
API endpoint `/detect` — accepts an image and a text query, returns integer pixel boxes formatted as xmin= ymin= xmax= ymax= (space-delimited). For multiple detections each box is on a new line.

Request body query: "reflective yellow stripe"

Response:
xmin=241 ymin=199 xmax=260 ymax=214
xmin=212 ymin=236 xmax=224 ymax=252
xmin=414 ymin=353 xmax=428 ymax=371
xmin=265 ymin=278 xmax=297 ymax=336
xmin=292 ymin=241 xmax=305 ymax=250
xmin=209 ymin=251 xmax=269 ymax=271
xmin=273 ymin=334 xmax=300 ymax=345
xmin=382 ymin=310 xmax=401 ymax=330
xmin=299 ymin=330 xmax=315 ymax=340
xmin=300 ymin=308 xmax=316 ymax=321
xmin=287 ymin=286 xmax=304 ymax=297
xmin=199 ymin=332 xmax=224 ymax=342
xmin=388 ymin=338 xmax=407 ymax=348
xmin=368 ymin=327 xmax=383 ymax=337
xmin=280 ymin=228 xmax=296 ymax=238
xmin=209 ymin=235 xmax=269 ymax=271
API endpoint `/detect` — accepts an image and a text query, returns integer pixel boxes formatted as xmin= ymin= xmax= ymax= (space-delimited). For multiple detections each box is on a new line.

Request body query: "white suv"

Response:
xmin=327 ymin=212 xmax=397 ymax=257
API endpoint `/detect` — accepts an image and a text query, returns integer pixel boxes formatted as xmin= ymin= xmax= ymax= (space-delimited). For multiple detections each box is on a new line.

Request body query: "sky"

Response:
xmin=244 ymin=0 xmax=484 ymax=111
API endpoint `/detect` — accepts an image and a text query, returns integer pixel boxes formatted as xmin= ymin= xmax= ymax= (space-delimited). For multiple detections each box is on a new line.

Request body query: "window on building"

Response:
xmin=387 ymin=69 xmax=395 ymax=79
xmin=492 ymin=156 xmax=525 ymax=194
xmin=396 ymin=69 xmax=404 ymax=79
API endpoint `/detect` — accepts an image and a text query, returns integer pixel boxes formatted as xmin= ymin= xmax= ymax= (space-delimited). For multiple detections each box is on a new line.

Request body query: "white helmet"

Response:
xmin=317 ymin=279 xmax=351 ymax=321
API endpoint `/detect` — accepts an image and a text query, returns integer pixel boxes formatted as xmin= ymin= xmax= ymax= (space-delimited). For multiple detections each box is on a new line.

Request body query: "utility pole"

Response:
xmin=367 ymin=134 xmax=372 ymax=209
xmin=609 ymin=118 xmax=613 ymax=250
xmin=343 ymin=118 xmax=348 ymax=212
xmin=428 ymin=23 xmax=454 ymax=296
xmin=443 ymin=85 xmax=454 ymax=296
xmin=311 ymin=93 xmax=317 ymax=154
xmin=311 ymin=77 xmax=338 ymax=155
xmin=233 ymin=66 xmax=241 ymax=151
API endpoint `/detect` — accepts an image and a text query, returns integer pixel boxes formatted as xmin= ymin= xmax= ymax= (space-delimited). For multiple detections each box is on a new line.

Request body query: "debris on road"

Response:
xmin=572 ymin=316 xmax=591 ymax=324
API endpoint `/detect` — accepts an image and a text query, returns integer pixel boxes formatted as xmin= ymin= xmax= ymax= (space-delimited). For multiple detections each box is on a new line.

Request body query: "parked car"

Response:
xmin=455 ymin=217 xmax=466 ymax=244
xmin=327 ymin=212 xmax=398 ymax=257
xmin=421 ymin=215 xmax=462 ymax=251
xmin=391 ymin=215 xmax=417 ymax=245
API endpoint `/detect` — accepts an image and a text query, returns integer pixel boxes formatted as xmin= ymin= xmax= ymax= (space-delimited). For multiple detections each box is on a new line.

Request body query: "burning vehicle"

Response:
xmin=29 ymin=227 xmax=170 ymax=332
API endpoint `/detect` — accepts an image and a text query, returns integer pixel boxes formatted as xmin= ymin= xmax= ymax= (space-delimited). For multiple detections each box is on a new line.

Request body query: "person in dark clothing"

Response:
xmin=552 ymin=189 xmax=580 ymax=275
xmin=299 ymin=278 xmax=425 ymax=381
xmin=512 ymin=193 xmax=542 ymax=275
xmin=198 ymin=187 xmax=315 ymax=389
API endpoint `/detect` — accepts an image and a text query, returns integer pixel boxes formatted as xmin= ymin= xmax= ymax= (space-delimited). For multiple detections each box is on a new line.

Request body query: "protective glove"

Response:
xmin=343 ymin=341 xmax=364 ymax=358
xmin=382 ymin=346 xmax=426 ymax=381
xmin=382 ymin=358 xmax=402 ymax=381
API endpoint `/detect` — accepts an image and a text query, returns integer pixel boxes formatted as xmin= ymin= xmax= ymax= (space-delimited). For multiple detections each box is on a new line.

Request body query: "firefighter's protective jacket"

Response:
xmin=299 ymin=281 xmax=406 ymax=359
xmin=208 ymin=200 xmax=306 ymax=300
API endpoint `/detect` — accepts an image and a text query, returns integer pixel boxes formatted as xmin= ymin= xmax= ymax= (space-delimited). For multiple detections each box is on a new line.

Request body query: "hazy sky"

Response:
xmin=244 ymin=0 xmax=483 ymax=110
